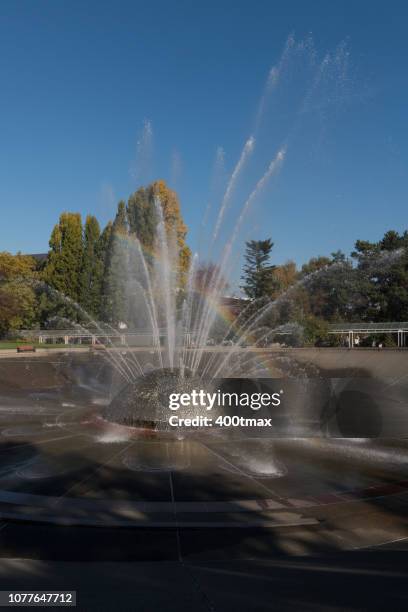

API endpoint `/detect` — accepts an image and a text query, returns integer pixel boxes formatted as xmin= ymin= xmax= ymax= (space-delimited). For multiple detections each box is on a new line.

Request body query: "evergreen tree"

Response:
xmin=300 ymin=256 xmax=332 ymax=277
xmin=79 ymin=215 xmax=102 ymax=317
xmin=43 ymin=212 xmax=83 ymax=303
xmin=101 ymin=202 xmax=129 ymax=325
xmin=127 ymin=186 xmax=157 ymax=256
xmin=98 ymin=221 xmax=112 ymax=320
xmin=303 ymin=256 xmax=356 ymax=322
xmin=352 ymin=230 xmax=408 ymax=321
xmin=241 ymin=239 xmax=279 ymax=300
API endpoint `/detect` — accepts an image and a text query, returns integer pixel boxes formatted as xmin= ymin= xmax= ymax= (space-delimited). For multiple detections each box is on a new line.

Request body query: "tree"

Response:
xmin=273 ymin=260 xmax=298 ymax=293
xmin=301 ymin=255 xmax=331 ymax=277
xmin=101 ymin=202 xmax=129 ymax=324
xmin=381 ymin=230 xmax=405 ymax=251
xmin=352 ymin=230 xmax=408 ymax=321
xmin=43 ymin=213 xmax=83 ymax=302
xmin=0 ymin=252 xmax=37 ymax=281
xmin=152 ymin=180 xmax=191 ymax=288
xmin=79 ymin=215 xmax=102 ymax=317
xmin=302 ymin=315 xmax=329 ymax=346
xmin=96 ymin=181 xmax=191 ymax=325
xmin=0 ymin=252 xmax=37 ymax=336
xmin=127 ymin=180 xmax=191 ymax=288
xmin=98 ymin=221 xmax=112 ymax=319
xmin=127 ymin=186 xmax=157 ymax=256
xmin=241 ymin=239 xmax=279 ymax=300
xmin=331 ymin=250 xmax=347 ymax=264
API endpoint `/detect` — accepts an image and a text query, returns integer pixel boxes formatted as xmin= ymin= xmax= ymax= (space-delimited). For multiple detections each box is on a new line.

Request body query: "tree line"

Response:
xmin=0 ymin=180 xmax=190 ymax=335
xmin=240 ymin=232 xmax=408 ymax=345
xmin=1 ymin=179 xmax=407 ymax=345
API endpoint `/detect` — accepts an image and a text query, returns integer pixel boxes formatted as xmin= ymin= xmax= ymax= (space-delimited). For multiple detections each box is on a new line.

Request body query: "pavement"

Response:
xmin=0 ymin=354 xmax=406 ymax=610
xmin=1 ymin=552 xmax=408 ymax=611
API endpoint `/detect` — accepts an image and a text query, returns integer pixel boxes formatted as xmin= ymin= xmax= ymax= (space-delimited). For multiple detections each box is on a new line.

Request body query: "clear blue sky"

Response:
xmin=0 ymin=0 xmax=407 ymax=268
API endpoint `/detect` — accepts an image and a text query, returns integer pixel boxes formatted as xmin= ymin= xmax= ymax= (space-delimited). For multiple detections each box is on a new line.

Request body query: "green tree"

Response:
xmin=101 ymin=202 xmax=128 ymax=324
xmin=98 ymin=221 xmax=112 ymax=319
xmin=79 ymin=215 xmax=102 ymax=317
xmin=241 ymin=239 xmax=279 ymax=300
xmin=302 ymin=256 xmax=356 ymax=322
xmin=300 ymin=255 xmax=331 ymax=277
xmin=43 ymin=213 xmax=83 ymax=302
xmin=127 ymin=186 xmax=157 ymax=256
xmin=352 ymin=230 xmax=408 ymax=321
xmin=300 ymin=314 xmax=330 ymax=346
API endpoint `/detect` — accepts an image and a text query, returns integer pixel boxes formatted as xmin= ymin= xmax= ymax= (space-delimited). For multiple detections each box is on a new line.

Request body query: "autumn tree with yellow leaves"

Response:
xmin=127 ymin=179 xmax=191 ymax=288
xmin=0 ymin=252 xmax=37 ymax=335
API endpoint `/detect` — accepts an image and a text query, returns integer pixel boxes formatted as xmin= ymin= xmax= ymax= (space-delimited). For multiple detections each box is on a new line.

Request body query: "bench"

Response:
xmin=16 ymin=345 xmax=36 ymax=353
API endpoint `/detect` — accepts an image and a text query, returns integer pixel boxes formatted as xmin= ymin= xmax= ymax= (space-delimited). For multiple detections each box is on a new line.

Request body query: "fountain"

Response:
xmin=103 ymin=368 xmax=210 ymax=429
xmin=24 ymin=34 xmax=397 ymax=439
xmin=3 ymin=36 xmax=408 ymax=558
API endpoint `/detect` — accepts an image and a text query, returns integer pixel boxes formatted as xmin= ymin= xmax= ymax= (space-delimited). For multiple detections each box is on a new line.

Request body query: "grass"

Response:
xmin=0 ymin=341 xmax=87 ymax=350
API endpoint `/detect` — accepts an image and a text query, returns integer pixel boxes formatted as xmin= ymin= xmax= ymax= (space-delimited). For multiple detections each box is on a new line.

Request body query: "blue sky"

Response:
xmin=0 ymin=0 xmax=407 ymax=269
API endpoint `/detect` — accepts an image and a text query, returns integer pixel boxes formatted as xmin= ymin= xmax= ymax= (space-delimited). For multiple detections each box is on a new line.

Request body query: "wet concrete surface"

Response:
xmin=0 ymin=353 xmax=406 ymax=609
xmin=0 ymin=554 xmax=407 ymax=611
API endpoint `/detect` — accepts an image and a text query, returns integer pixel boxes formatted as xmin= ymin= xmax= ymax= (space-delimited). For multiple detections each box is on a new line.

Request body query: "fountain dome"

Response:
xmin=103 ymin=368 xmax=214 ymax=430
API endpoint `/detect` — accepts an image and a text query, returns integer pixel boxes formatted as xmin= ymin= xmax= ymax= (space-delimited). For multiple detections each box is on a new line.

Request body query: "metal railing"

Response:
xmin=328 ymin=322 xmax=408 ymax=348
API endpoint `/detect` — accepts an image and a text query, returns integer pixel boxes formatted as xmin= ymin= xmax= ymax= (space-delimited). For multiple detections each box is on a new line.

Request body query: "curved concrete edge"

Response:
xmin=0 ymin=490 xmax=319 ymax=528
xmin=0 ymin=489 xmax=286 ymax=513
xmin=0 ymin=507 xmax=319 ymax=528
xmin=0 ymin=479 xmax=406 ymax=518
